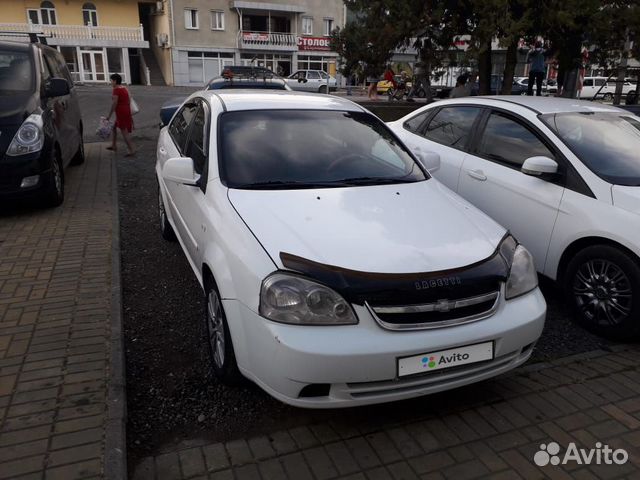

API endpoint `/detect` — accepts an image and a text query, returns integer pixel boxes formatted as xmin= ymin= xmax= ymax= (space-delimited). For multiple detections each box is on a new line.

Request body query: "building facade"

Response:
xmin=0 ymin=0 xmax=149 ymax=84
xmin=150 ymin=0 xmax=345 ymax=86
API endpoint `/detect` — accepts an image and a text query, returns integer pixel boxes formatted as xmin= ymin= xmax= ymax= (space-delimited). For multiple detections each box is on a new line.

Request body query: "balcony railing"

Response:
xmin=0 ymin=23 xmax=144 ymax=43
xmin=239 ymin=31 xmax=297 ymax=50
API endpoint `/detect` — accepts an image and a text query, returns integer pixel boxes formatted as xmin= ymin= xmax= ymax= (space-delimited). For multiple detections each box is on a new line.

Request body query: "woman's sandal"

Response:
xmin=106 ymin=146 xmax=116 ymax=151
xmin=124 ymin=151 xmax=136 ymax=157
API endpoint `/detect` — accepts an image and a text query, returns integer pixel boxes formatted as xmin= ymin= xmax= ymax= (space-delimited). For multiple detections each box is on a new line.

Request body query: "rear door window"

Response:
xmin=169 ymin=103 xmax=198 ymax=154
xmin=422 ymin=106 xmax=482 ymax=150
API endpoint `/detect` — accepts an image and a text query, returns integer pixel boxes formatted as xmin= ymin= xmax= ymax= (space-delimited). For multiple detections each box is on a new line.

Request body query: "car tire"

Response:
xmin=564 ymin=245 xmax=640 ymax=340
xmin=603 ymin=93 xmax=613 ymax=102
xmin=417 ymin=88 xmax=426 ymax=98
xmin=43 ymin=152 xmax=64 ymax=207
xmin=319 ymin=85 xmax=328 ymax=94
xmin=70 ymin=124 xmax=85 ymax=165
xmin=204 ymin=278 xmax=243 ymax=385
xmin=158 ymin=185 xmax=177 ymax=242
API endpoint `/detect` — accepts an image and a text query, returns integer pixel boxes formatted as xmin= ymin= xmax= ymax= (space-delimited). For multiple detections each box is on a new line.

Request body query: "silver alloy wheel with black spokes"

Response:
xmin=207 ymin=288 xmax=225 ymax=369
xmin=44 ymin=156 xmax=64 ymax=207
xmin=203 ymin=280 xmax=243 ymax=384
xmin=572 ymin=259 xmax=632 ymax=325
xmin=565 ymin=244 xmax=640 ymax=339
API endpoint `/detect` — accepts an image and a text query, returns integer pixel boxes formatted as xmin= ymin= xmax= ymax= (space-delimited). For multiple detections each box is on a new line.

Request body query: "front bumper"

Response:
xmin=225 ymin=287 xmax=546 ymax=408
xmin=0 ymin=149 xmax=52 ymax=200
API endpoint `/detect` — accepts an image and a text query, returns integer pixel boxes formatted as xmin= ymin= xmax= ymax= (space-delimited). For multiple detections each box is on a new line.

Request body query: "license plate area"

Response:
xmin=398 ymin=341 xmax=494 ymax=377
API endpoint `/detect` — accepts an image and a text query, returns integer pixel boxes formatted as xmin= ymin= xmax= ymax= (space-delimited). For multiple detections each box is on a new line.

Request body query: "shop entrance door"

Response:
xmin=81 ymin=50 xmax=106 ymax=82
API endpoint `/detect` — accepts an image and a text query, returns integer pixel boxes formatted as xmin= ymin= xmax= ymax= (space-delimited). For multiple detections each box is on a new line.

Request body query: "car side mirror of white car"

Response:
xmin=521 ymin=156 xmax=558 ymax=177
xmin=416 ymin=151 xmax=441 ymax=173
xmin=162 ymin=157 xmax=198 ymax=187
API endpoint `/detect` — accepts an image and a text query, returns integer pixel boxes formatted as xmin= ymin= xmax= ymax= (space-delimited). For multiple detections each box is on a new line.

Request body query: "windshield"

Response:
xmin=0 ymin=49 xmax=34 ymax=95
xmin=541 ymin=112 xmax=640 ymax=186
xmin=219 ymin=110 xmax=427 ymax=189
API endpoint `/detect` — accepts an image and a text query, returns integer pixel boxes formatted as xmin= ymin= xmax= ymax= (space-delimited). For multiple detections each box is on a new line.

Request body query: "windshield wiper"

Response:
xmin=339 ymin=176 xmax=419 ymax=185
xmin=236 ymin=180 xmax=352 ymax=189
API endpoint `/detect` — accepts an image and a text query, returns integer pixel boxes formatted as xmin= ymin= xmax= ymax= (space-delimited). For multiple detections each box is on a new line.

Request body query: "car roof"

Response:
xmin=199 ymin=90 xmax=366 ymax=113
xmin=438 ymin=96 xmax=627 ymax=115
xmin=0 ymin=40 xmax=32 ymax=52
xmin=206 ymin=76 xmax=290 ymax=90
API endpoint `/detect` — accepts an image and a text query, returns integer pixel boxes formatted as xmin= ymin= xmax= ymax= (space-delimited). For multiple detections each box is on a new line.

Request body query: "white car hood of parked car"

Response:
xmin=228 ymin=180 xmax=506 ymax=273
xmin=612 ymin=185 xmax=640 ymax=215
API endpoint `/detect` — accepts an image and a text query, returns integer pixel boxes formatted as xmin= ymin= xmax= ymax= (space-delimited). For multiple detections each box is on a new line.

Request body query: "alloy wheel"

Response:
xmin=207 ymin=289 xmax=225 ymax=368
xmin=52 ymin=159 xmax=62 ymax=196
xmin=573 ymin=259 xmax=632 ymax=325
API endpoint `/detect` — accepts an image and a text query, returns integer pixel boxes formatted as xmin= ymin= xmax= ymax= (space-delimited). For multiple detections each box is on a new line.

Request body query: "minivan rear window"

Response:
xmin=0 ymin=49 xmax=34 ymax=94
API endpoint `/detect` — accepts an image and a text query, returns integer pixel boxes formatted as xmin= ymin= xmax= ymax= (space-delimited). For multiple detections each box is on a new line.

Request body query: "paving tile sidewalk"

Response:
xmin=134 ymin=347 xmax=640 ymax=480
xmin=0 ymin=144 xmax=124 ymax=480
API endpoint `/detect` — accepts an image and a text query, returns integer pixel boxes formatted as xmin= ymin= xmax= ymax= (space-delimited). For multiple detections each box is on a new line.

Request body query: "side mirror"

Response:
xmin=44 ymin=78 xmax=70 ymax=98
xmin=416 ymin=151 xmax=441 ymax=173
xmin=162 ymin=157 xmax=198 ymax=186
xmin=521 ymin=156 xmax=558 ymax=176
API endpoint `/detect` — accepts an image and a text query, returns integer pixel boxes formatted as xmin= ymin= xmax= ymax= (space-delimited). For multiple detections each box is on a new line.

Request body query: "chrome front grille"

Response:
xmin=366 ymin=289 xmax=501 ymax=330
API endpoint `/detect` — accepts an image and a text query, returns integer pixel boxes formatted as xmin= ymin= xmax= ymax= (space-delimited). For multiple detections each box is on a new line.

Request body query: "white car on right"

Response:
xmin=388 ymin=96 xmax=640 ymax=339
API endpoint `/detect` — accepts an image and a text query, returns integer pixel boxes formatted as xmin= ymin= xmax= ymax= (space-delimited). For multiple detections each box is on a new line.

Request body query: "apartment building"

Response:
xmin=0 ymin=0 xmax=149 ymax=84
xmin=150 ymin=0 xmax=345 ymax=86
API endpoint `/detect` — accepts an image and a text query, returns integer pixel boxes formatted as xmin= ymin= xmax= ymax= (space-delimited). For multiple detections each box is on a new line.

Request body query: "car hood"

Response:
xmin=612 ymin=185 xmax=640 ymax=215
xmin=0 ymin=92 xmax=35 ymax=126
xmin=228 ymin=180 xmax=506 ymax=273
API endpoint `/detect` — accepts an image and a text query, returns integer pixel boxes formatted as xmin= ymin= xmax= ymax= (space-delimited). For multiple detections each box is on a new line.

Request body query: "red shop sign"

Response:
xmin=243 ymin=32 xmax=269 ymax=42
xmin=298 ymin=36 xmax=331 ymax=51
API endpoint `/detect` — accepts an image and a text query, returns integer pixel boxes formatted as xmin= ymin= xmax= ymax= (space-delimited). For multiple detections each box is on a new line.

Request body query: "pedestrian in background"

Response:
xmin=106 ymin=73 xmax=135 ymax=156
xmin=366 ymin=66 xmax=379 ymax=100
xmin=526 ymin=41 xmax=547 ymax=96
xmin=449 ymin=75 xmax=469 ymax=98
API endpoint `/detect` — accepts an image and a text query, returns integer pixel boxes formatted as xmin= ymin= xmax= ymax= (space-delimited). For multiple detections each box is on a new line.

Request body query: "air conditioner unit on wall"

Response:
xmin=156 ymin=33 xmax=169 ymax=48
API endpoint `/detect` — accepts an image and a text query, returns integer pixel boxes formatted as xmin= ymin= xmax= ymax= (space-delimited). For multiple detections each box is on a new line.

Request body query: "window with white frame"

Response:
xmin=187 ymin=51 xmax=234 ymax=84
xmin=210 ymin=10 xmax=224 ymax=30
xmin=323 ymin=18 xmax=333 ymax=36
xmin=82 ymin=3 xmax=98 ymax=27
xmin=184 ymin=9 xmax=198 ymax=29
xmin=40 ymin=1 xmax=57 ymax=25
xmin=302 ymin=17 xmax=313 ymax=35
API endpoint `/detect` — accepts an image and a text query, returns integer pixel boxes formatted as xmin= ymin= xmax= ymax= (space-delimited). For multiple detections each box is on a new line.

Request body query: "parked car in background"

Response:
xmin=471 ymin=75 xmax=528 ymax=96
xmin=286 ymin=69 xmax=337 ymax=93
xmin=580 ymin=77 xmax=635 ymax=101
xmin=0 ymin=39 xmax=83 ymax=207
xmin=156 ymin=90 xmax=545 ymax=407
xmin=159 ymin=66 xmax=290 ymax=126
xmin=514 ymin=77 xmax=554 ymax=95
xmin=388 ymin=96 xmax=640 ymax=339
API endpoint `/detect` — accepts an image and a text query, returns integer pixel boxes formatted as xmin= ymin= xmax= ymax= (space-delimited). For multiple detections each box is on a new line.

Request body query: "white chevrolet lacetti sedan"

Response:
xmin=156 ymin=90 xmax=545 ymax=408
xmin=388 ymin=96 xmax=640 ymax=340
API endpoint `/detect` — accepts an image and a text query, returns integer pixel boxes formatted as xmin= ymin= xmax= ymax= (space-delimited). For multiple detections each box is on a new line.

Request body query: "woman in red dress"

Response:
xmin=106 ymin=73 xmax=135 ymax=156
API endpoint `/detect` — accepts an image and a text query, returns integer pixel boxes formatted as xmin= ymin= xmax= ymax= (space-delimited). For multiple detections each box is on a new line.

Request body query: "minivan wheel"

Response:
xmin=158 ymin=186 xmax=177 ymax=241
xmin=319 ymin=85 xmax=328 ymax=94
xmin=564 ymin=245 xmax=640 ymax=339
xmin=43 ymin=154 xmax=64 ymax=207
xmin=205 ymin=281 xmax=243 ymax=385
xmin=603 ymin=93 xmax=614 ymax=102
xmin=71 ymin=125 xmax=85 ymax=165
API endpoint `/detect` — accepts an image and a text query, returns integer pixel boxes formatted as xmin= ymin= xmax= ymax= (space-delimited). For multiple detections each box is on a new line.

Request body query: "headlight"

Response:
xmin=7 ymin=114 xmax=44 ymax=156
xmin=259 ymin=273 xmax=358 ymax=325
xmin=505 ymin=244 xmax=538 ymax=300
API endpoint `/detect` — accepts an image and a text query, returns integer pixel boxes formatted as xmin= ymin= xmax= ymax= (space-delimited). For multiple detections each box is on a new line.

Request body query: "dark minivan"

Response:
xmin=0 ymin=39 xmax=83 ymax=207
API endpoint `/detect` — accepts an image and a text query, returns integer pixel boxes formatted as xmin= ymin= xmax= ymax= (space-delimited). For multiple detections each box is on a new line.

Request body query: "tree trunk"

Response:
xmin=478 ymin=39 xmax=493 ymax=95
xmin=501 ymin=40 xmax=518 ymax=95
xmin=425 ymin=61 xmax=433 ymax=102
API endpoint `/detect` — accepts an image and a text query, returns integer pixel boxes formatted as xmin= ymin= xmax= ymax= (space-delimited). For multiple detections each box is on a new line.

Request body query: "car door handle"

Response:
xmin=466 ymin=169 xmax=487 ymax=181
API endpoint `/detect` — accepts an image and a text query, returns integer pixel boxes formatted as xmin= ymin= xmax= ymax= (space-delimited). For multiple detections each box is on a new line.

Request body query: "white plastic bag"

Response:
xmin=96 ymin=116 xmax=113 ymax=141
xmin=130 ymin=96 xmax=140 ymax=115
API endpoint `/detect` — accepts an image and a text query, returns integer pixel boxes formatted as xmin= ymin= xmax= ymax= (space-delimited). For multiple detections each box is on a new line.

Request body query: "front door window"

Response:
xmin=82 ymin=50 xmax=106 ymax=82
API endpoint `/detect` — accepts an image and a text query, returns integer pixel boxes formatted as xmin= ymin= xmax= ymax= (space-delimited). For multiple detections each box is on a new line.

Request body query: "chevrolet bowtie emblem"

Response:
xmin=435 ymin=299 xmax=454 ymax=312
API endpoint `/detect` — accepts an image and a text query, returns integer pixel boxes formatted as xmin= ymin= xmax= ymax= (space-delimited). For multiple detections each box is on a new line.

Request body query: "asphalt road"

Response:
xmin=75 ymin=86 xmax=620 ymax=468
